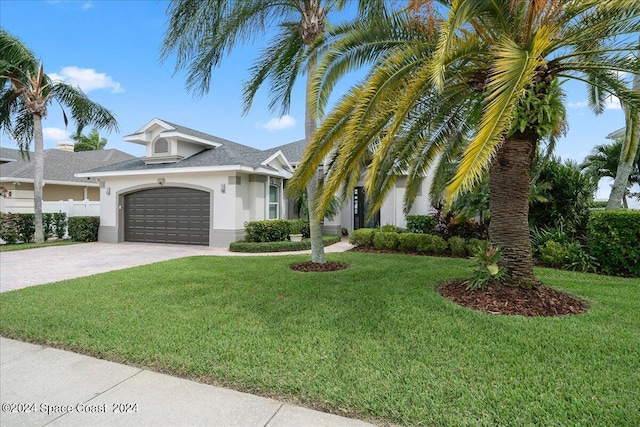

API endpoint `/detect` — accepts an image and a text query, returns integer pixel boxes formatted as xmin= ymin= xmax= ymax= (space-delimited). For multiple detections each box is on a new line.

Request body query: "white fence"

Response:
xmin=1 ymin=197 xmax=100 ymax=217
xmin=42 ymin=199 xmax=100 ymax=217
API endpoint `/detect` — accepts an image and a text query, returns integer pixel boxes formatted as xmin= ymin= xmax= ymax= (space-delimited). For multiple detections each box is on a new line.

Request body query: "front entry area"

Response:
xmin=124 ymin=187 xmax=210 ymax=245
xmin=353 ymin=186 xmax=380 ymax=230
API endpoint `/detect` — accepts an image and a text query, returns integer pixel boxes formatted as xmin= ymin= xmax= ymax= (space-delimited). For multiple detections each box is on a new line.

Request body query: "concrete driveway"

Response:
xmin=0 ymin=240 xmax=353 ymax=293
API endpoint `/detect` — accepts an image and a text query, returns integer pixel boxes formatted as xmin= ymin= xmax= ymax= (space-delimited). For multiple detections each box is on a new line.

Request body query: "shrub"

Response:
xmin=53 ymin=212 xmax=67 ymax=239
xmin=16 ymin=214 xmax=35 ymax=243
xmin=416 ymin=234 xmax=448 ymax=254
xmin=466 ymin=238 xmax=488 ymax=255
xmin=588 ymin=210 xmax=640 ymax=276
xmin=397 ymin=233 xmax=421 ymax=252
xmin=373 ymin=232 xmax=399 ymax=250
xmin=539 ymin=241 xmax=599 ymax=273
xmin=229 ymin=235 xmax=340 ymax=253
xmin=448 ymin=236 xmax=467 ymax=257
xmin=244 ymin=220 xmax=291 ymax=242
xmin=465 ymin=245 xmax=506 ymax=290
xmin=42 ymin=213 xmax=55 ymax=241
xmin=405 ymin=215 xmax=437 ymax=234
xmin=0 ymin=213 xmax=19 ymax=244
xmin=288 ymin=219 xmax=308 ymax=236
xmin=349 ymin=228 xmax=377 ymax=247
xmin=380 ymin=224 xmax=404 ymax=233
xmin=341 ymin=227 xmax=348 ymax=237
xmin=530 ymin=225 xmax=570 ymax=255
xmin=68 ymin=216 xmax=100 ymax=242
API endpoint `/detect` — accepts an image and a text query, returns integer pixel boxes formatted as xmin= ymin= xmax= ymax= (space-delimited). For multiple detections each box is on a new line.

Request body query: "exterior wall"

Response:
xmin=97 ymin=171 xmax=277 ymax=247
xmin=0 ymin=181 xmax=99 ymax=214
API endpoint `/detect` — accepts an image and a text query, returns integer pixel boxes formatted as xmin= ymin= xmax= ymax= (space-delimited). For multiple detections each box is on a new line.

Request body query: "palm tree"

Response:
xmin=607 ymin=37 xmax=640 ymax=210
xmin=71 ymin=128 xmax=108 ymax=152
xmin=290 ymin=1 xmax=640 ymax=287
xmin=581 ymin=138 xmax=640 ymax=208
xmin=161 ymin=0 xmax=386 ymax=264
xmin=0 ymin=29 xmax=118 ymax=243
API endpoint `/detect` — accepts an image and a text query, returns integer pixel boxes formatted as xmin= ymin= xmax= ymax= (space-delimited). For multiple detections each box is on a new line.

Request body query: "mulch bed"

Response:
xmin=437 ymin=279 xmax=589 ymax=317
xmin=289 ymin=261 xmax=349 ymax=272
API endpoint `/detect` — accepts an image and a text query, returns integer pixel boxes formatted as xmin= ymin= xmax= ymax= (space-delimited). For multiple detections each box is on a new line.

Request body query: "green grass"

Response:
xmin=0 ymin=239 xmax=81 ymax=252
xmin=1 ymin=252 xmax=638 ymax=426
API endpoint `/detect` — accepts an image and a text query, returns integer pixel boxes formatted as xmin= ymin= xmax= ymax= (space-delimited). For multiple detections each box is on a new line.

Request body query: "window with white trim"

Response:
xmin=268 ymin=184 xmax=279 ymax=219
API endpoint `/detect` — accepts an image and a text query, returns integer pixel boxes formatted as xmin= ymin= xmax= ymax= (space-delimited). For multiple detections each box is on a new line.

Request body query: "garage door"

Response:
xmin=124 ymin=187 xmax=210 ymax=245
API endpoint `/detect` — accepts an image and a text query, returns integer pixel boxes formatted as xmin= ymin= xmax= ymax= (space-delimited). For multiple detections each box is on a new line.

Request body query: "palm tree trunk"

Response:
xmin=33 ymin=114 xmax=45 ymax=243
xmin=305 ymin=54 xmax=326 ymax=264
xmin=607 ymin=39 xmax=640 ymax=210
xmin=488 ymin=134 xmax=539 ymax=288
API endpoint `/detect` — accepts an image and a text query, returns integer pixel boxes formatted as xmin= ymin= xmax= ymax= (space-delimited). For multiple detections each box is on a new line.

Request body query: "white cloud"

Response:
xmin=49 ymin=66 xmax=124 ymax=93
xmin=604 ymin=96 xmax=622 ymax=110
xmin=43 ymin=127 xmax=69 ymax=141
xmin=256 ymin=115 xmax=297 ymax=131
xmin=82 ymin=1 xmax=93 ymax=10
xmin=568 ymin=101 xmax=589 ymax=108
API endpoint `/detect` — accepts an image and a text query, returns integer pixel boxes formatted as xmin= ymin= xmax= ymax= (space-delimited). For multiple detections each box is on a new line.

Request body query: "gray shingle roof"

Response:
xmin=83 ymin=120 xmax=306 ymax=175
xmin=0 ymin=147 xmax=135 ymax=183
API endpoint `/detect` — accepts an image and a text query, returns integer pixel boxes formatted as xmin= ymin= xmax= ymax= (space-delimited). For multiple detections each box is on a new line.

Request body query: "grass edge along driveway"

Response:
xmin=1 ymin=252 xmax=638 ymax=426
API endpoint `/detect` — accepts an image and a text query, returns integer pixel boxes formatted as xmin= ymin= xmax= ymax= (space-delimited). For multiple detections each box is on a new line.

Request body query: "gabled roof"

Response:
xmin=606 ymin=127 xmax=625 ymax=140
xmin=79 ymin=120 xmax=300 ymax=177
xmin=0 ymin=147 xmax=135 ymax=185
xmin=264 ymin=139 xmax=307 ymax=164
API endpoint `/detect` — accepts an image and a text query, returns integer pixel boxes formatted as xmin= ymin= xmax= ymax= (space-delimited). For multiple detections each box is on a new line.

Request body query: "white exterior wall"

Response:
xmin=96 ymin=170 xmax=276 ymax=246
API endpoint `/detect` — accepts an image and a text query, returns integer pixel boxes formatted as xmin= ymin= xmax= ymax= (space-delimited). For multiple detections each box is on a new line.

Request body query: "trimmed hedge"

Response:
xmin=588 ymin=210 xmax=640 ymax=276
xmin=373 ymin=232 xmax=399 ymax=250
xmin=68 ymin=216 xmax=100 ymax=242
xmin=229 ymin=235 xmax=340 ymax=253
xmin=0 ymin=212 xmax=68 ymax=243
xmin=349 ymin=228 xmax=377 ymax=247
xmin=244 ymin=219 xmax=311 ymax=243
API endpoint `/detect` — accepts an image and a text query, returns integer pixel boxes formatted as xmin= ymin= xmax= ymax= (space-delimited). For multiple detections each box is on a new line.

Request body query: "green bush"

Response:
xmin=229 ymin=235 xmax=340 ymax=253
xmin=0 ymin=213 xmax=19 ymax=244
xmin=448 ymin=236 xmax=467 ymax=257
xmin=466 ymin=238 xmax=488 ymax=255
xmin=244 ymin=220 xmax=291 ymax=242
xmin=539 ymin=241 xmax=599 ymax=273
xmin=349 ymin=228 xmax=377 ymax=247
xmin=588 ymin=210 xmax=640 ymax=276
xmin=416 ymin=234 xmax=448 ymax=254
xmin=405 ymin=215 xmax=437 ymax=234
xmin=397 ymin=233 xmax=421 ymax=252
xmin=43 ymin=213 xmax=55 ymax=241
xmin=16 ymin=214 xmax=35 ymax=243
xmin=68 ymin=216 xmax=100 ymax=242
xmin=380 ymin=224 xmax=405 ymax=233
xmin=373 ymin=232 xmax=399 ymax=250
xmin=53 ymin=212 xmax=67 ymax=239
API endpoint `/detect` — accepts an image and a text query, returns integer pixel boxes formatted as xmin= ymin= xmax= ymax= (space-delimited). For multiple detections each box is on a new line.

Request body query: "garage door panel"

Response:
xmin=124 ymin=187 xmax=210 ymax=245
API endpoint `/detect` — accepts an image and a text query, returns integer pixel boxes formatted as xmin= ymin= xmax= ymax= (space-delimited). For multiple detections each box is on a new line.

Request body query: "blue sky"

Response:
xmin=0 ymin=0 xmax=633 ymax=202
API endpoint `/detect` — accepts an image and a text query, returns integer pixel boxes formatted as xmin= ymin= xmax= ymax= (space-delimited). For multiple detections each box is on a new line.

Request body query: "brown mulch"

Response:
xmin=437 ymin=279 xmax=589 ymax=317
xmin=289 ymin=261 xmax=349 ymax=272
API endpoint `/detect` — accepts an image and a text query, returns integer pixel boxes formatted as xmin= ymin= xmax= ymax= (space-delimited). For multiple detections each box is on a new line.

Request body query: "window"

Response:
xmin=269 ymin=184 xmax=279 ymax=219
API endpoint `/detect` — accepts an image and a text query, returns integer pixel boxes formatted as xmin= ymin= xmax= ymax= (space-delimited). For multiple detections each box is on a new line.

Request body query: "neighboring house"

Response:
xmin=606 ymin=127 xmax=625 ymax=140
xmin=77 ymin=118 xmax=434 ymax=247
xmin=0 ymin=144 xmax=134 ymax=215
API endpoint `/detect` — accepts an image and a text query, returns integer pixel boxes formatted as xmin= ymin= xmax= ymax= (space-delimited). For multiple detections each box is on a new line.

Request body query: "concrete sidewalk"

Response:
xmin=0 ymin=337 xmax=374 ymax=427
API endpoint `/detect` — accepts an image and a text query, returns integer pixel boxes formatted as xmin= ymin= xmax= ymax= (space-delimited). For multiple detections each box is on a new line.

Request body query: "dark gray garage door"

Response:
xmin=124 ymin=187 xmax=210 ymax=245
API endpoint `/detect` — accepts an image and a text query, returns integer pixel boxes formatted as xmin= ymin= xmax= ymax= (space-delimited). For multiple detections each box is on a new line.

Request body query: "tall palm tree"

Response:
xmin=290 ymin=1 xmax=640 ymax=287
xmin=581 ymin=138 xmax=640 ymax=209
xmin=0 ymin=29 xmax=118 ymax=243
xmin=71 ymin=128 xmax=108 ymax=152
xmin=161 ymin=0 xmax=386 ymax=264
xmin=607 ymin=37 xmax=640 ymax=210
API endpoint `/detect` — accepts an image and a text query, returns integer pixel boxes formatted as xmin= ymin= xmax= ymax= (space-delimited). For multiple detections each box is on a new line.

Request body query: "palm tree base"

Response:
xmin=438 ymin=279 xmax=588 ymax=317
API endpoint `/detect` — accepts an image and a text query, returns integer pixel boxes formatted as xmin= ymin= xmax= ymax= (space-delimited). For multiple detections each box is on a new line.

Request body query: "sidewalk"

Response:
xmin=0 ymin=337 xmax=374 ymax=427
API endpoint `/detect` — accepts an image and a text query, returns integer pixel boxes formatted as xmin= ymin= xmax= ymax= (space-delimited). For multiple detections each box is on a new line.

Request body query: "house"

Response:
xmin=0 ymin=144 xmax=134 ymax=215
xmin=77 ymin=118 xmax=434 ymax=247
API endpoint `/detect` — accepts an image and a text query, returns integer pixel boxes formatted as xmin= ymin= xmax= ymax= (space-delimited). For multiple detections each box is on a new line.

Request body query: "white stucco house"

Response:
xmin=77 ymin=118 xmax=434 ymax=247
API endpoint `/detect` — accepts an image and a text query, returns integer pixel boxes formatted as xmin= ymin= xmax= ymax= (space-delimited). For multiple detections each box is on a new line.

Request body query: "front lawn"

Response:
xmin=1 ymin=252 xmax=638 ymax=426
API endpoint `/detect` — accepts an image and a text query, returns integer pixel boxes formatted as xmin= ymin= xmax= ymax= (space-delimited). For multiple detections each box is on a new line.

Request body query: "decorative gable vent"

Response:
xmin=154 ymin=138 xmax=169 ymax=154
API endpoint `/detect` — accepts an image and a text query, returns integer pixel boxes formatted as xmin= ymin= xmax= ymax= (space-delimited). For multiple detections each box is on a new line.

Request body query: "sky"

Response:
xmin=0 ymin=0 xmax=635 ymax=204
